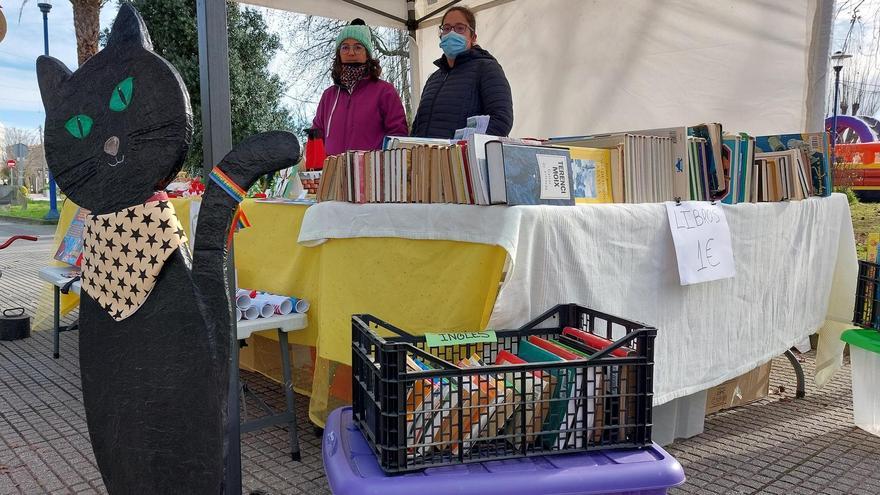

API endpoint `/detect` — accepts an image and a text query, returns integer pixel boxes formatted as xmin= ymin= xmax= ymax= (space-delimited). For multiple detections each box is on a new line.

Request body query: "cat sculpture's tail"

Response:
xmin=190 ymin=130 xmax=300 ymax=491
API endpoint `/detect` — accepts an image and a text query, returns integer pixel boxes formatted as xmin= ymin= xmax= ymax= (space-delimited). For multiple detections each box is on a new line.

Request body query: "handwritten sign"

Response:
xmin=665 ymin=201 xmax=735 ymax=285
xmin=424 ymin=330 xmax=497 ymax=348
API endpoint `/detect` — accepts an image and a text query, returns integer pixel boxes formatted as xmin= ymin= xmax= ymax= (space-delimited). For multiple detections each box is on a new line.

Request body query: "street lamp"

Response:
xmin=831 ymin=50 xmax=852 ymax=167
xmin=38 ymin=1 xmax=60 ymax=221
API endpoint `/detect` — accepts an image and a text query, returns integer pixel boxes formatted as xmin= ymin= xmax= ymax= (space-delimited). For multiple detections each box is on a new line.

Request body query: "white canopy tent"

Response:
xmin=196 ymin=2 xmax=833 ymax=489
xmin=196 ymin=0 xmax=832 ymax=166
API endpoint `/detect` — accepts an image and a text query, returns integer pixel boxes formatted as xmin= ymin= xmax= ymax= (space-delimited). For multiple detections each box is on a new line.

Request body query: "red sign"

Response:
xmin=6 ymin=159 xmax=14 ymax=169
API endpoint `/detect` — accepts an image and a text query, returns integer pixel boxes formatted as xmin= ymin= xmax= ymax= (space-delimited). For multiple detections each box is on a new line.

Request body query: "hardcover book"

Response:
xmin=54 ymin=207 xmax=89 ymax=267
xmin=485 ymin=142 xmax=574 ymax=205
xmin=568 ymin=146 xmax=613 ymax=203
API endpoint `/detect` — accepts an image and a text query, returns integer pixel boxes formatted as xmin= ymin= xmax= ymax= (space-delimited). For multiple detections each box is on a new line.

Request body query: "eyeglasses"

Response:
xmin=439 ymin=23 xmax=472 ymax=35
xmin=340 ymin=44 xmax=365 ymax=54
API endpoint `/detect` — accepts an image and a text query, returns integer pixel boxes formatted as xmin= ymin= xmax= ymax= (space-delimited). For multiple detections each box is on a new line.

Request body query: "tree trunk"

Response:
xmin=397 ymin=29 xmax=411 ymax=118
xmin=70 ymin=0 xmax=102 ymax=66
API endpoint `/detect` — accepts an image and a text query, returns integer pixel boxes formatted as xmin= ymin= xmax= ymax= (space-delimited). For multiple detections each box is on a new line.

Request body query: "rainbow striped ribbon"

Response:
xmin=235 ymin=208 xmax=251 ymax=230
xmin=226 ymin=207 xmax=252 ymax=248
xmin=209 ymin=167 xmax=246 ymax=203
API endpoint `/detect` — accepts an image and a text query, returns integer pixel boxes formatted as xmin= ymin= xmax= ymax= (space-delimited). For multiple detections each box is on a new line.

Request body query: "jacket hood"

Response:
xmin=433 ymin=45 xmax=496 ymax=70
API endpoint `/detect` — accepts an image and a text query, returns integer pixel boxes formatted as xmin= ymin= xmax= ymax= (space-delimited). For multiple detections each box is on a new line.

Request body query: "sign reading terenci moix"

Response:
xmin=665 ymin=201 xmax=735 ymax=285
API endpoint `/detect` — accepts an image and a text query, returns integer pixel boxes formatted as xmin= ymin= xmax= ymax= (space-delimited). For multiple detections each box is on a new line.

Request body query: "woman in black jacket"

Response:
xmin=411 ymin=6 xmax=513 ymax=138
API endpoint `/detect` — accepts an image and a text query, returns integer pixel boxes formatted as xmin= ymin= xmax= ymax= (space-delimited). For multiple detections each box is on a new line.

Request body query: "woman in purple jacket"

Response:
xmin=311 ymin=19 xmax=408 ymax=155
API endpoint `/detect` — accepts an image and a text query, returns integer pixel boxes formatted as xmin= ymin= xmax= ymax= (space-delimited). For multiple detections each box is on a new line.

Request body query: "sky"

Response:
xmin=0 ymin=2 xmax=301 ymax=134
xmin=833 ymin=0 xmax=880 ymax=50
xmin=0 ymin=1 xmax=115 ymax=131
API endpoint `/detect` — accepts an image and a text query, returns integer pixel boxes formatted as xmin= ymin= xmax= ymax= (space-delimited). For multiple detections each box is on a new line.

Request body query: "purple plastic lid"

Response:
xmin=323 ymin=407 xmax=686 ymax=495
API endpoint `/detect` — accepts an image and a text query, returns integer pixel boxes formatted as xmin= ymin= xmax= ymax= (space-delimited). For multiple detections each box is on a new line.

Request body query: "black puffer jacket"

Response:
xmin=411 ymin=46 xmax=513 ymax=138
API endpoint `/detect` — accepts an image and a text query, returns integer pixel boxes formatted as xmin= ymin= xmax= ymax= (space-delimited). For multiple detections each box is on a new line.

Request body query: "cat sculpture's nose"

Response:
xmin=104 ymin=136 xmax=120 ymax=157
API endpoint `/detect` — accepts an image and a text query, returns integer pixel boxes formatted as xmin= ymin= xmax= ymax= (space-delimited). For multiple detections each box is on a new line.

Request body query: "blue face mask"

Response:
xmin=440 ymin=32 xmax=468 ymax=59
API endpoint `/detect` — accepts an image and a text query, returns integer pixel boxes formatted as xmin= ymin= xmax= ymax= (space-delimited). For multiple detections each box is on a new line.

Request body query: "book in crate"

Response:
xmin=351 ymin=304 xmax=656 ymax=473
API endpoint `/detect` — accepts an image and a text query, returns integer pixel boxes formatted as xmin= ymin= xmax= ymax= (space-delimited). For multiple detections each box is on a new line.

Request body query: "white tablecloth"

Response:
xmin=299 ymin=194 xmax=858 ymax=405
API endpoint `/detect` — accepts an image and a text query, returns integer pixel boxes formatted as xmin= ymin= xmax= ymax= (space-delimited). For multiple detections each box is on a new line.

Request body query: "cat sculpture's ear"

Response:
xmin=36 ymin=55 xmax=72 ymax=108
xmin=107 ymin=2 xmax=153 ymax=51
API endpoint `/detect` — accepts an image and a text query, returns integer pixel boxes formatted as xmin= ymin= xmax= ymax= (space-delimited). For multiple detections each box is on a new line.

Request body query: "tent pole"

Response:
xmin=197 ymin=0 xmax=233 ymax=174
xmin=407 ymin=0 xmax=421 ymax=112
xmin=196 ymin=2 xmax=240 ymax=495
xmin=806 ymin=0 xmax=832 ymax=133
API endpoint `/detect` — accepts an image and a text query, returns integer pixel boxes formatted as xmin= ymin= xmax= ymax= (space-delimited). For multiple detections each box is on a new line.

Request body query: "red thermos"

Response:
xmin=305 ymin=128 xmax=326 ymax=170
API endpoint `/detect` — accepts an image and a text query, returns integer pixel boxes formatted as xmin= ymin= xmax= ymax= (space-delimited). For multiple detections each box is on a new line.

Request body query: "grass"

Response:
xmin=0 ymin=200 xmax=53 ymax=222
xmin=850 ymin=200 xmax=880 ymax=260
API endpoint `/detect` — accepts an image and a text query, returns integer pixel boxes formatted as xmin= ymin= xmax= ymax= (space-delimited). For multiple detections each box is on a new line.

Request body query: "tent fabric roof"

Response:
xmin=233 ymin=0 xmax=831 ymax=137
xmin=237 ymin=0 xmax=503 ymax=29
xmin=238 ymin=0 xmax=411 ymax=29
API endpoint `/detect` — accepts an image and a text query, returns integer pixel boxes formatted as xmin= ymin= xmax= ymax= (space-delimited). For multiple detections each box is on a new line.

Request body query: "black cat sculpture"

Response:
xmin=36 ymin=4 xmax=299 ymax=493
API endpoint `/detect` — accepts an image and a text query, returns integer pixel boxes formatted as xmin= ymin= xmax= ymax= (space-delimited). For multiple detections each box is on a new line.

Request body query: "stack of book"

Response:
xmin=754 ymin=133 xmax=832 ymax=199
xmin=317 ymin=135 xmax=548 ymax=205
xmin=548 ymin=127 xmax=687 ymax=203
xmin=549 ymin=127 xmax=832 ymax=204
xmin=312 ymin=128 xmax=832 ymax=207
xmin=402 ymin=329 xmax=637 ymax=460
xmin=316 ymin=144 xmax=474 ymax=204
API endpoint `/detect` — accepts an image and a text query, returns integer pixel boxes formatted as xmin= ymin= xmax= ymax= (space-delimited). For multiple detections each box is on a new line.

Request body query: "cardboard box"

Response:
xmin=705 ymin=362 xmax=772 ymax=415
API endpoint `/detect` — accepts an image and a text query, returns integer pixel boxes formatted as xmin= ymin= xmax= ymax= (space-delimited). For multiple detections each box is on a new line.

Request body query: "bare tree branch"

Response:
xmin=270 ymin=10 xmax=413 ymax=124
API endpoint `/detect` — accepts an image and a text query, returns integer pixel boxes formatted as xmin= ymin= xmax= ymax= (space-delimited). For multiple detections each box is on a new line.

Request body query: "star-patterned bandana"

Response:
xmin=80 ymin=197 xmax=189 ymax=321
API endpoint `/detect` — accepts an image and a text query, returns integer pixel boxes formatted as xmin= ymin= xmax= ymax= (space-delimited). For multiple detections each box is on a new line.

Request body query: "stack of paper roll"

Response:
xmin=235 ymin=289 xmax=310 ymax=321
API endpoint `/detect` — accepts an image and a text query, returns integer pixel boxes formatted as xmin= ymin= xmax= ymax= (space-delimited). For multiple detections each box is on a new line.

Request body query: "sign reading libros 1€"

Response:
xmin=665 ymin=201 xmax=735 ymax=285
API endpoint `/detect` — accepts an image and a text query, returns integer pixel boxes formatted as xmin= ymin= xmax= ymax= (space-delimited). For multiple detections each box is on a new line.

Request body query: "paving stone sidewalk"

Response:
xmin=2 ymin=220 xmax=880 ymax=494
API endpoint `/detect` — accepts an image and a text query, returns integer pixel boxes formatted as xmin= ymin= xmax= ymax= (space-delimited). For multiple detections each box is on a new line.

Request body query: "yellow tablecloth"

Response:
xmin=48 ymin=198 xmax=507 ymax=426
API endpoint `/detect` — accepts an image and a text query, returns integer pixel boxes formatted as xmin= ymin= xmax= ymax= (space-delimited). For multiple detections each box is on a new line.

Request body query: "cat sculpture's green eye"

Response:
xmin=109 ymin=76 xmax=134 ymax=111
xmin=65 ymin=115 xmax=94 ymax=139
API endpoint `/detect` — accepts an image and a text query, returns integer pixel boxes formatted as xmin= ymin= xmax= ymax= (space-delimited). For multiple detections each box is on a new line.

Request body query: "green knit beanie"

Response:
xmin=335 ymin=19 xmax=374 ymax=58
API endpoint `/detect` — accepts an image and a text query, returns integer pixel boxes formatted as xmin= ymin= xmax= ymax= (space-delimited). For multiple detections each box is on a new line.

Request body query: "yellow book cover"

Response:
xmin=568 ymin=146 xmax=613 ymax=203
xmin=866 ymin=233 xmax=880 ymax=260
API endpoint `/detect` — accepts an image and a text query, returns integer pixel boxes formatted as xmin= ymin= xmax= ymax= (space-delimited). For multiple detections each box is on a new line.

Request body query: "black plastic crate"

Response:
xmin=351 ymin=304 xmax=657 ymax=473
xmin=854 ymin=260 xmax=880 ymax=329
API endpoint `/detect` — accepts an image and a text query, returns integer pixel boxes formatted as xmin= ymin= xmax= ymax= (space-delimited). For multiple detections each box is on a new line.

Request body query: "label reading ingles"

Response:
xmin=424 ymin=330 xmax=497 ymax=348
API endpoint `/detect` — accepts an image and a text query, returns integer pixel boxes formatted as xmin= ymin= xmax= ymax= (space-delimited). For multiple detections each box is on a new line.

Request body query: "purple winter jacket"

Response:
xmin=311 ymin=78 xmax=408 ymax=156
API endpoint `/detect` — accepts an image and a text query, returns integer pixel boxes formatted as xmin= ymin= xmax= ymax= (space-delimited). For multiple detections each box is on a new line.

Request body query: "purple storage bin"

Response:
xmin=323 ymin=407 xmax=686 ymax=495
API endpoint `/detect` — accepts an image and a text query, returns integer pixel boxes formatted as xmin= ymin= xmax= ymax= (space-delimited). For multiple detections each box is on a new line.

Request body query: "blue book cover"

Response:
xmin=754 ymin=133 xmax=831 ymax=197
xmin=688 ymin=124 xmax=723 ymax=196
xmin=720 ymin=136 xmax=738 ymax=204
xmin=738 ymin=133 xmax=754 ymax=203
xmin=485 ymin=142 xmax=575 ymax=205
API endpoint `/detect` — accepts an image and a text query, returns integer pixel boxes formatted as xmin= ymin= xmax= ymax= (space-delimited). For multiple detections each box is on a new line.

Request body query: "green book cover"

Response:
xmin=548 ymin=337 xmax=593 ymax=358
xmin=517 ymin=340 xmax=573 ymax=448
